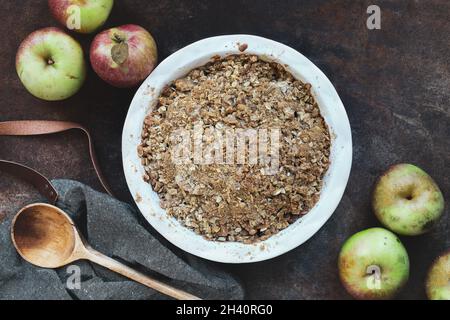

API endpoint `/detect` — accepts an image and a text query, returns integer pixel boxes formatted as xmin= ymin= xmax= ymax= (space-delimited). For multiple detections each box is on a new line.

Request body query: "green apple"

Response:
xmin=338 ymin=228 xmax=410 ymax=300
xmin=49 ymin=0 xmax=114 ymax=34
xmin=373 ymin=164 xmax=444 ymax=236
xmin=426 ymin=250 xmax=450 ymax=300
xmin=16 ymin=27 xmax=86 ymax=101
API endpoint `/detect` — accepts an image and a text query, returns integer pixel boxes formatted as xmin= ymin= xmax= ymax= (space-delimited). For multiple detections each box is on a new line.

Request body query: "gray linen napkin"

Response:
xmin=0 ymin=179 xmax=244 ymax=300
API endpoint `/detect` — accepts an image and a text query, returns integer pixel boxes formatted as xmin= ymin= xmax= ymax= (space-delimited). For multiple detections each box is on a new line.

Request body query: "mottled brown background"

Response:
xmin=0 ymin=0 xmax=448 ymax=300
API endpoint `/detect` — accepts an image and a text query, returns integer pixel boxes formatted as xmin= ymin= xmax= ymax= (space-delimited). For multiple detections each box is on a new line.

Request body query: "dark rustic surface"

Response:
xmin=0 ymin=0 xmax=448 ymax=300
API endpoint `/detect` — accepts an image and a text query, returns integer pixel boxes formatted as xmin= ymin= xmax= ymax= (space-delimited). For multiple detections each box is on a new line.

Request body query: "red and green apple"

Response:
xmin=90 ymin=24 xmax=158 ymax=88
xmin=48 ymin=0 xmax=114 ymax=34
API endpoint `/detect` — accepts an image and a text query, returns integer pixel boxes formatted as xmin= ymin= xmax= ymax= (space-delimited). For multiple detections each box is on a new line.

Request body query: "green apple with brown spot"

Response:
xmin=426 ymin=250 xmax=450 ymax=300
xmin=373 ymin=164 xmax=444 ymax=236
xmin=16 ymin=27 xmax=86 ymax=101
xmin=338 ymin=228 xmax=410 ymax=300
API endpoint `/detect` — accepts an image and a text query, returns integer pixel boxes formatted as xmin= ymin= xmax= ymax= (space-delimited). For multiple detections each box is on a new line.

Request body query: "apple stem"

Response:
xmin=47 ymin=58 xmax=55 ymax=65
xmin=113 ymin=33 xmax=125 ymax=44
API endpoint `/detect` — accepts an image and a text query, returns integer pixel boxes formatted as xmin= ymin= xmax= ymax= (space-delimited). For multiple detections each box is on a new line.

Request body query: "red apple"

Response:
xmin=90 ymin=24 xmax=158 ymax=88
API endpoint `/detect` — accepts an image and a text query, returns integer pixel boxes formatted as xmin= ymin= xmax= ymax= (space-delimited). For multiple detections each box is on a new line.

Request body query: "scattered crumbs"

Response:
xmin=135 ymin=193 xmax=143 ymax=203
xmin=144 ymin=85 xmax=156 ymax=96
xmin=238 ymin=43 xmax=248 ymax=52
xmin=331 ymin=132 xmax=338 ymax=140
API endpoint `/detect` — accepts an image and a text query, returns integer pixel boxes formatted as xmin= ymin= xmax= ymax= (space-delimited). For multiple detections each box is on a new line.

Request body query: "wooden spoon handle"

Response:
xmin=84 ymin=247 xmax=202 ymax=300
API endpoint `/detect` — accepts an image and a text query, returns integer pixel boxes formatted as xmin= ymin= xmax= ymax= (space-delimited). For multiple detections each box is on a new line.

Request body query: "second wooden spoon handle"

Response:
xmin=84 ymin=247 xmax=201 ymax=300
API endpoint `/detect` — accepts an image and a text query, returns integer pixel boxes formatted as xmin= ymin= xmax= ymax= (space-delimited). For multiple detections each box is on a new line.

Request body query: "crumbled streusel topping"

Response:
xmin=139 ymin=54 xmax=331 ymax=243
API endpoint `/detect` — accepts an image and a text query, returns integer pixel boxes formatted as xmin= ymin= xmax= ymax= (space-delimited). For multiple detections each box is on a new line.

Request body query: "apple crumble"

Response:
xmin=139 ymin=54 xmax=331 ymax=243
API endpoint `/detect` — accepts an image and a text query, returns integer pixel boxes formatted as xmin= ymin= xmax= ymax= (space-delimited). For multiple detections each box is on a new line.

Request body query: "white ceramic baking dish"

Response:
xmin=122 ymin=34 xmax=352 ymax=263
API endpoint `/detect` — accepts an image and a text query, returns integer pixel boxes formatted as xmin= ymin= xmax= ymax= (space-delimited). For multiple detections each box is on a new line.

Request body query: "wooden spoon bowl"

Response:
xmin=12 ymin=204 xmax=76 ymax=268
xmin=11 ymin=203 xmax=200 ymax=300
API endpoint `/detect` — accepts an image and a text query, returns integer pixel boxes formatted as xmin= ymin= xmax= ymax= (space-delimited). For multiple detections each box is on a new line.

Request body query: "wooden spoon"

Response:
xmin=11 ymin=203 xmax=201 ymax=300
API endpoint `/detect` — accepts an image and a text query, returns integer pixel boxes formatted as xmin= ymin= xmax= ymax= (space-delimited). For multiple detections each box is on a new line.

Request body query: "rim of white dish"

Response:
xmin=122 ymin=34 xmax=353 ymax=264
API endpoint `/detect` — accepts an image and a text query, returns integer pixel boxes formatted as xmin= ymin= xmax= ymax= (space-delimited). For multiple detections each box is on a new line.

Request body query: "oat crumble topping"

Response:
xmin=139 ymin=54 xmax=331 ymax=243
